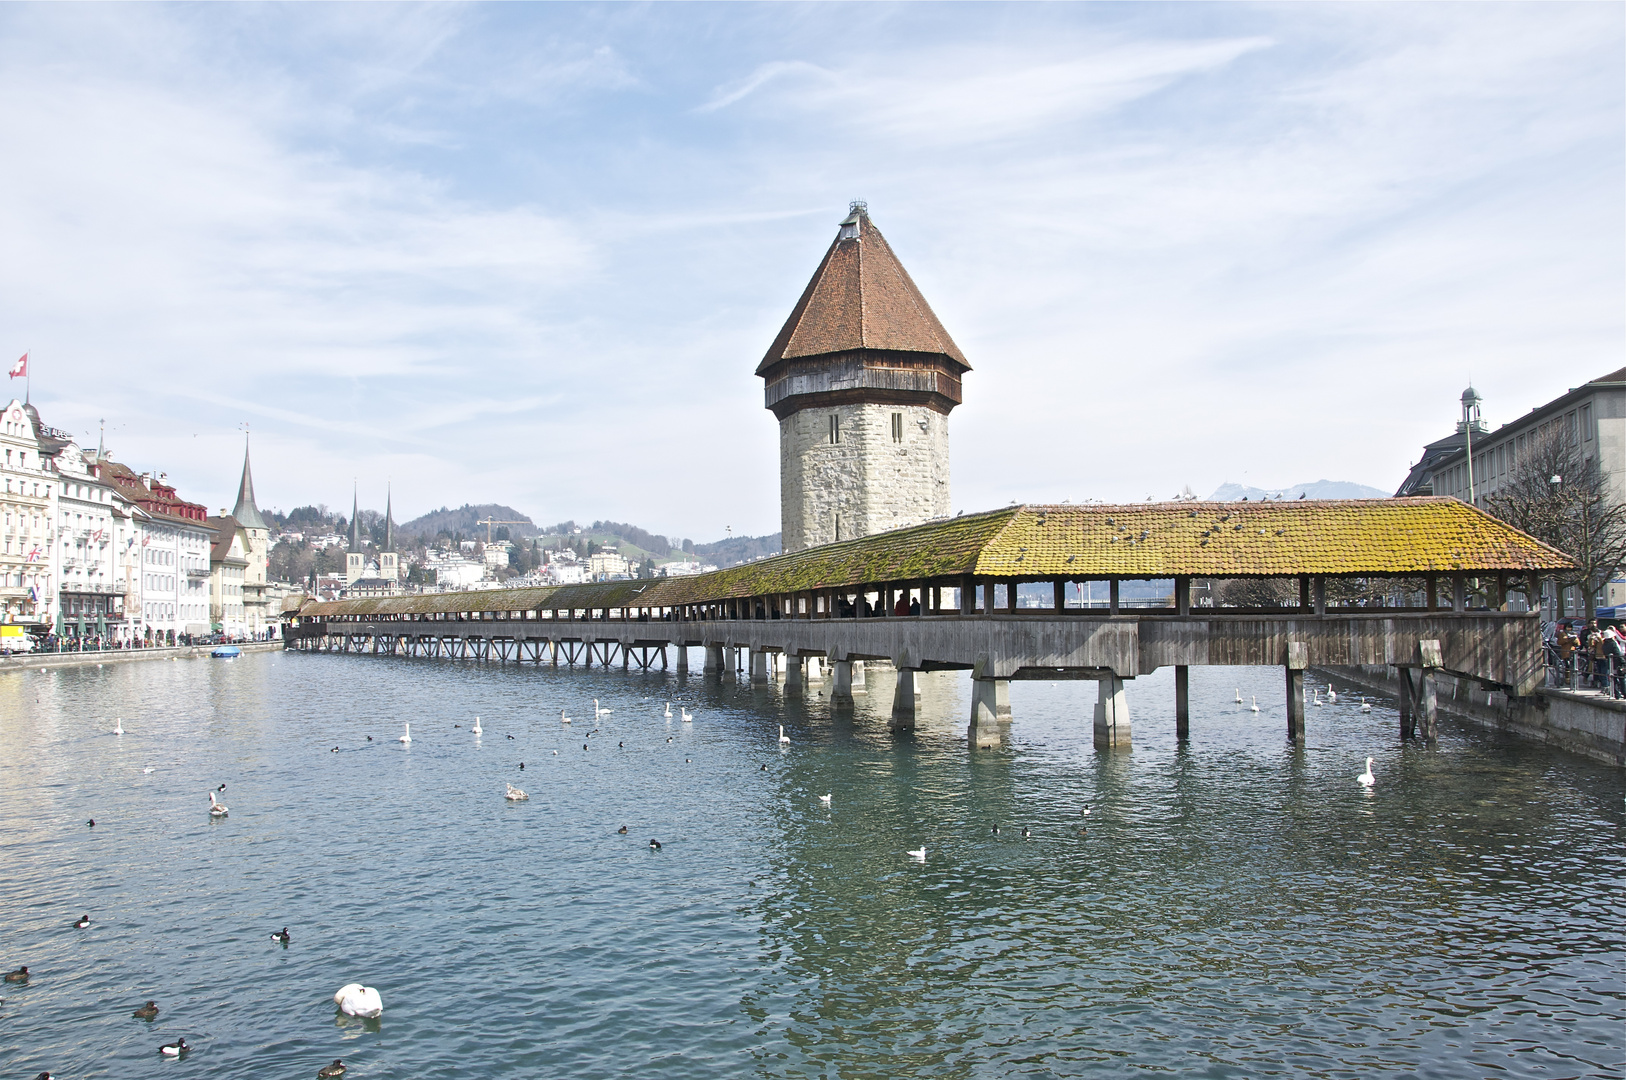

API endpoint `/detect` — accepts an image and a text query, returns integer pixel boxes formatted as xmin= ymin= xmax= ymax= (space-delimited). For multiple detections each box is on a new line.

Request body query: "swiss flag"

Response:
xmin=8 ymin=353 xmax=25 ymax=378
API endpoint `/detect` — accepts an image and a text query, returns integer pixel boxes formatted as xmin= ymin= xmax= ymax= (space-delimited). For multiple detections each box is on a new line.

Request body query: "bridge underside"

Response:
xmin=289 ymin=610 xmax=1537 ymax=750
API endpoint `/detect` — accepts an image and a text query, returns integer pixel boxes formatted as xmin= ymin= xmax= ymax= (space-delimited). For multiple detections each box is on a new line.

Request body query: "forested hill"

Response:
xmin=398 ymin=504 xmax=539 ymax=540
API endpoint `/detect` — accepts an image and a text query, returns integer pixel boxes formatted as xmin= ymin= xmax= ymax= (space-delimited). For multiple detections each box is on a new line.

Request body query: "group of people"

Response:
xmin=1550 ymin=618 xmax=1626 ymax=696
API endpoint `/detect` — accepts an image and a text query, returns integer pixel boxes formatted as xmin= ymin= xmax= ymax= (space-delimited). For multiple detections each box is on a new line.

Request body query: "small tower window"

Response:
xmin=891 ymin=413 xmax=903 ymax=442
xmin=834 ymin=512 xmax=841 ymax=541
xmin=829 ymin=414 xmax=841 ymax=444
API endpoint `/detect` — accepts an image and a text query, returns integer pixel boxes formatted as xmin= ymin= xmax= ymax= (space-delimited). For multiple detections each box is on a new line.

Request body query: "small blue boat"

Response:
xmin=211 ymin=646 xmax=242 ymax=659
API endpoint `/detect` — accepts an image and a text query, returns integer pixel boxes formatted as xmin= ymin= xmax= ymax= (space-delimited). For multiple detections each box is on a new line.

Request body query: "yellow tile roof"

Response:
xmin=300 ymin=498 xmax=1569 ymax=620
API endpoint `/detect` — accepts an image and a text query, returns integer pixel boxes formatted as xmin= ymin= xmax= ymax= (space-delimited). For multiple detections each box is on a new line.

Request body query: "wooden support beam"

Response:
xmin=1174 ymin=665 xmax=1189 ymax=742
xmin=1054 ymin=579 xmax=1066 ymax=613
xmin=1109 ymin=579 xmax=1120 ymax=615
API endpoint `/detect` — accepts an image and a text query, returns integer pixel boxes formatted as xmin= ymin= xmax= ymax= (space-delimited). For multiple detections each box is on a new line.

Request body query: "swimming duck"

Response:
xmin=270 ymin=927 xmax=290 ymax=944
xmin=208 ymin=791 xmax=228 ymax=818
xmin=333 ymin=983 xmax=383 ymax=1018
xmin=133 ymin=1000 xmax=159 ymax=1020
xmin=159 ymin=1038 xmax=189 ymax=1057
xmin=617 ymin=825 xmax=628 ymax=834
xmin=87 ymin=819 xmax=96 ymax=827
xmin=1022 ymin=826 xmax=1032 ymax=840
xmin=505 ymin=783 xmax=529 ymax=801
xmin=72 ymin=915 xmax=90 ymax=929
xmin=5 ymin=966 xmax=29 ymax=983
xmin=318 ymin=1062 xmax=347 ymax=1079
xmin=648 ymin=839 xmax=662 ymax=851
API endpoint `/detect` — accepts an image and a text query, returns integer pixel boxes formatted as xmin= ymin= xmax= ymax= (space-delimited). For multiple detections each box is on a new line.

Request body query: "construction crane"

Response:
xmin=476 ymin=517 xmax=531 ymax=545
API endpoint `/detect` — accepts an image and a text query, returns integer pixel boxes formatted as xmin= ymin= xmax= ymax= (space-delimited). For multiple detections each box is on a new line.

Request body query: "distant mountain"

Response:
xmin=399 ymin=504 xmax=539 ymax=541
xmin=1208 ymin=480 xmax=1390 ymax=502
xmin=692 ymin=532 xmax=782 ymax=567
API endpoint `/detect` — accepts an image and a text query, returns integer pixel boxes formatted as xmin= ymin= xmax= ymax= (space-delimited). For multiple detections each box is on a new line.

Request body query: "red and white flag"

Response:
xmin=9 ymin=353 xmax=26 ymax=379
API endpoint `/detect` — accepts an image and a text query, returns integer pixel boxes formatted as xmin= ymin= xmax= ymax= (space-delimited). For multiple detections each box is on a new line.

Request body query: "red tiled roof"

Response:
xmin=757 ymin=209 xmax=968 ymax=374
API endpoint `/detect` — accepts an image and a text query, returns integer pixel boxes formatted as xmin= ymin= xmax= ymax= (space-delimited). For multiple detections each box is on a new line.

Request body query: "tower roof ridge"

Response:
xmin=757 ymin=207 xmax=968 ymax=374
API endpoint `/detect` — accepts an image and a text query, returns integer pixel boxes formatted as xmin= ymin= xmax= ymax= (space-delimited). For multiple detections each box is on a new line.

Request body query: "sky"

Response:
xmin=1 ymin=3 xmax=1620 ymax=543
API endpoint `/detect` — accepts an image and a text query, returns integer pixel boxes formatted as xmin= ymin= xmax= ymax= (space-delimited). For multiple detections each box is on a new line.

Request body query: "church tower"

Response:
xmin=345 ymin=485 xmax=365 ymax=585
xmin=759 ymin=203 xmax=969 ymax=552
xmin=379 ymin=484 xmax=399 ymax=581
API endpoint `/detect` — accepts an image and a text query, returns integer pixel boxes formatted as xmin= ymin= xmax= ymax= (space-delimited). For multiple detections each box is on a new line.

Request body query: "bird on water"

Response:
xmin=818 ymin=793 xmax=831 ymax=807
xmin=271 ymin=927 xmax=291 ymax=944
xmin=664 ymin=702 xmax=673 ymax=718
xmin=561 ymin=709 xmax=572 ymax=725
xmin=778 ymin=725 xmax=790 ymax=745
xmin=6 ymin=966 xmax=30 ymax=983
xmin=472 ymin=716 xmax=482 ymax=735
xmin=1357 ymin=757 xmax=1376 ymax=788
xmin=1250 ymin=696 xmax=1260 ymax=713
xmin=1234 ymin=688 xmax=1243 ymax=704
xmin=133 ymin=1000 xmax=159 ymax=1020
xmin=617 ymin=825 xmax=628 ymax=834
xmin=113 ymin=718 xmax=124 ymax=735
xmin=907 ymin=847 xmax=926 ymax=862
xmin=87 ymin=819 xmax=96 ymax=827
xmin=648 ymin=839 xmax=662 ymax=851
xmin=505 ymin=783 xmax=529 ymax=801
xmin=72 ymin=915 xmax=90 ymax=929
xmin=159 ymin=1038 xmax=190 ymax=1057
xmin=399 ymin=723 xmax=411 ymax=744
xmin=1360 ymin=697 xmax=1373 ymax=712
xmin=318 ymin=1061 xmax=347 ymax=1078
xmin=1327 ymin=684 xmax=1337 ymax=703
xmin=681 ymin=707 xmax=693 ymax=723
xmin=208 ymin=791 xmax=228 ymax=818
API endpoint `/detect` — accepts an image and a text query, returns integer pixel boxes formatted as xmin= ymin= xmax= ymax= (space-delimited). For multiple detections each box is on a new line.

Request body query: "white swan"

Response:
xmin=1313 ymin=691 xmax=1323 ymax=707
xmin=907 ymin=846 xmax=926 ymax=862
xmin=399 ymin=723 xmax=411 ymax=744
xmin=560 ymin=709 xmax=571 ymax=725
xmin=1360 ymin=697 xmax=1372 ymax=712
xmin=778 ymin=725 xmax=790 ymax=744
xmin=208 ymin=791 xmax=228 ymax=817
xmin=333 ymin=982 xmax=383 ymax=1018
xmin=1357 ymin=756 xmax=1376 ymax=787
xmin=818 ymin=793 xmax=831 ymax=806
xmin=1327 ymin=684 xmax=1337 ymax=704
xmin=594 ymin=699 xmax=612 ymax=719
xmin=664 ymin=702 xmax=672 ymax=718
xmin=681 ymin=708 xmax=692 ymax=723
xmin=471 ymin=716 xmax=482 ymax=735
xmin=1249 ymin=696 xmax=1260 ymax=713
xmin=505 ymin=783 xmax=529 ymax=801
xmin=113 ymin=718 xmax=124 ymax=735
xmin=1234 ymin=688 xmax=1243 ymax=704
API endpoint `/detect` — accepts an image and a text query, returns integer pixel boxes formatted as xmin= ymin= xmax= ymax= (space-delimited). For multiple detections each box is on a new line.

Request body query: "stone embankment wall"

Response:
xmin=1333 ymin=664 xmax=1625 ymax=768
xmin=0 ymin=641 xmax=284 ymax=672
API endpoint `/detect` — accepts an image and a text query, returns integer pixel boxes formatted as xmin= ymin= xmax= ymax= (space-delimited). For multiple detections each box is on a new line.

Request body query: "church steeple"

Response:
xmin=232 ymin=437 xmax=269 ymax=530
xmin=383 ymin=484 xmax=395 ymax=553
xmin=348 ymin=484 xmax=362 ymax=553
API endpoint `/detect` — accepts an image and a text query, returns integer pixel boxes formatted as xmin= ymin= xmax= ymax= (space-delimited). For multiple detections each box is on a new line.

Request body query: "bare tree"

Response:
xmin=1485 ymin=425 xmax=1626 ymax=617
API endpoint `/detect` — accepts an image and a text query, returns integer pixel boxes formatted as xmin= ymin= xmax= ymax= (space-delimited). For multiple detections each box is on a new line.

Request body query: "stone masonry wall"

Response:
xmin=781 ymin=402 xmax=950 ymax=552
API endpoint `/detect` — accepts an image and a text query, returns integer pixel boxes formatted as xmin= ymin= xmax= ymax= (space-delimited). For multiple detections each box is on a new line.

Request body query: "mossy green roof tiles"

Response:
xmin=300 ymin=498 xmax=1570 ymax=619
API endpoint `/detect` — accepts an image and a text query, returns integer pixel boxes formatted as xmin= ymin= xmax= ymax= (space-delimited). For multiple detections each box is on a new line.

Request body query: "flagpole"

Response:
xmin=25 ymin=347 xmax=30 ymax=404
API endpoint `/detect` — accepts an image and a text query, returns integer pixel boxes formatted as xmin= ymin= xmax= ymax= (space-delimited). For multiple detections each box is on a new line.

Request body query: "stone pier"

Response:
xmin=1094 ymin=673 xmax=1130 ymax=751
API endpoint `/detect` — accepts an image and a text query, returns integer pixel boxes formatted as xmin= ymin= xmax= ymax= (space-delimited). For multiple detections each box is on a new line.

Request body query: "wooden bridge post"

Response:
xmin=1286 ymin=641 xmax=1308 ymax=742
xmin=1094 ymin=672 xmax=1131 ymax=750
xmin=1417 ymin=639 xmax=1442 ymax=744
xmin=1109 ymin=580 xmax=1120 ymax=615
xmin=1174 ymin=665 xmax=1190 ymax=742
xmin=1397 ymin=667 xmax=1416 ymax=739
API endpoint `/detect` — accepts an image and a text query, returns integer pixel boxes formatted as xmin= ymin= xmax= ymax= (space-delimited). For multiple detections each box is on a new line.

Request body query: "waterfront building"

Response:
xmin=228 ymin=441 xmax=272 ymax=635
xmin=99 ymin=458 xmax=214 ymax=642
xmin=0 ymin=399 xmax=58 ymax=630
xmin=588 ymin=549 xmax=630 ymax=579
xmin=760 ymin=202 xmax=969 ymax=552
xmin=1396 ymin=370 xmax=1626 ymax=611
xmin=46 ymin=438 xmax=128 ymax=639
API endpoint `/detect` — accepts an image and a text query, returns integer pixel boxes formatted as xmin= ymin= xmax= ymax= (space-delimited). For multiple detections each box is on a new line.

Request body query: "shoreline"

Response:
xmin=0 ymin=641 xmax=285 ymax=672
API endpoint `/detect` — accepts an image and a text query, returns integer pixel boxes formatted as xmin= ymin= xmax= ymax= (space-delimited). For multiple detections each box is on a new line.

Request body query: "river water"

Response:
xmin=1 ymin=651 xmax=1621 ymax=1078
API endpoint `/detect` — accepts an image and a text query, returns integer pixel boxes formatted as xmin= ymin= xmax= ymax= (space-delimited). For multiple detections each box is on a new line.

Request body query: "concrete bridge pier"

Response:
xmin=832 ymin=660 xmax=855 ymax=704
xmin=850 ymin=660 xmax=867 ymax=694
xmin=704 ymin=645 xmax=723 ymax=677
xmin=675 ymin=645 xmax=688 ymax=676
xmin=891 ymin=668 xmax=917 ymax=731
xmin=1094 ymin=673 xmax=1131 ymax=751
xmin=750 ymin=649 xmax=770 ymax=685
xmin=784 ymin=655 xmax=806 ymax=698
xmin=969 ymin=678 xmax=1010 ymax=747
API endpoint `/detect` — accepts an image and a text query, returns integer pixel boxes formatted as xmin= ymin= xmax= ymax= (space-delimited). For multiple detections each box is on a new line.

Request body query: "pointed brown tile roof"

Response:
xmin=757 ymin=207 xmax=968 ymax=375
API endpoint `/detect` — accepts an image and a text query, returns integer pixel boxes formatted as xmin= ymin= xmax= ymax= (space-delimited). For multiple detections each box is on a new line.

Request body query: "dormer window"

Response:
xmin=839 ymin=222 xmax=858 ymax=241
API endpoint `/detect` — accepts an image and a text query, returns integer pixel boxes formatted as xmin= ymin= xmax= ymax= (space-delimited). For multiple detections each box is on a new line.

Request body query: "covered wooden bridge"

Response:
xmin=290 ymin=498 xmax=1571 ymax=749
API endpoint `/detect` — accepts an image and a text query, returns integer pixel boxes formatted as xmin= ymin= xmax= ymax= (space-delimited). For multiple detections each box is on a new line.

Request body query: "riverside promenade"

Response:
xmin=0 ymin=641 xmax=283 ymax=672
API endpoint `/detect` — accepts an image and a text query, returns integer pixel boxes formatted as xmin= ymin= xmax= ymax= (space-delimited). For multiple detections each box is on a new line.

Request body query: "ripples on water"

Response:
xmin=0 ymin=652 xmax=1621 ymax=1078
